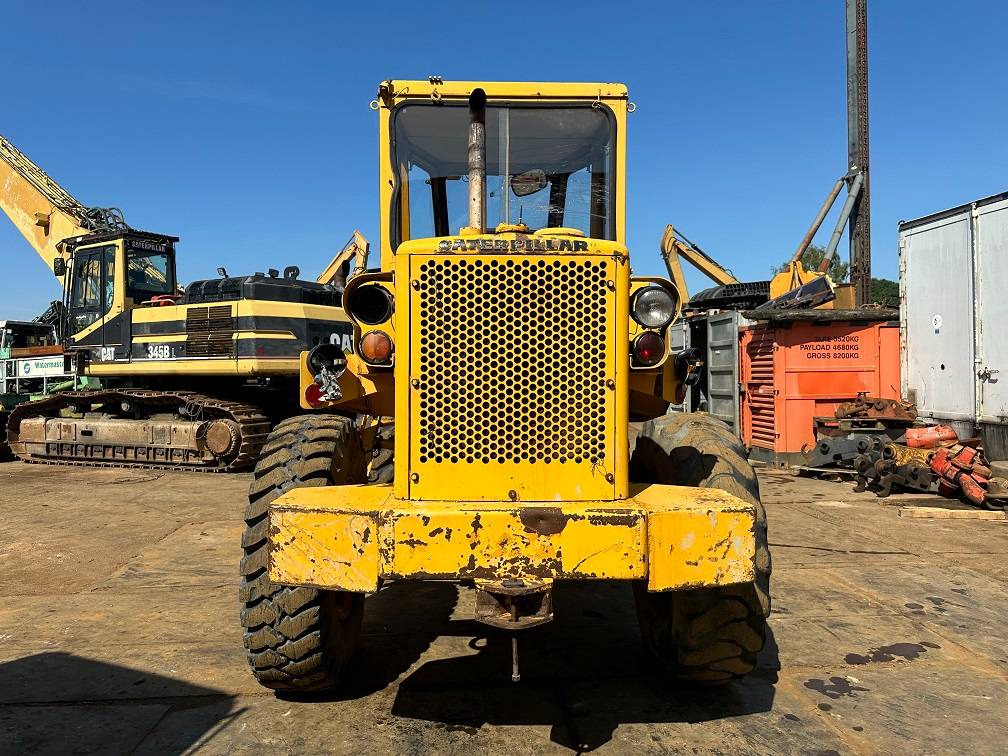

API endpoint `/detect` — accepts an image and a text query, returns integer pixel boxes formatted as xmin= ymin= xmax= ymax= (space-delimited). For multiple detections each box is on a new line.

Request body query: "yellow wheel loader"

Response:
xmin=240 ymin=80 xmax=771 ymax=689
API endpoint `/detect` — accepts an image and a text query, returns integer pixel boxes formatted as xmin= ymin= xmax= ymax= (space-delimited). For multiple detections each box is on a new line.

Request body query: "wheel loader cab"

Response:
xmin=242 ymin=81 xmax=771 ymax=692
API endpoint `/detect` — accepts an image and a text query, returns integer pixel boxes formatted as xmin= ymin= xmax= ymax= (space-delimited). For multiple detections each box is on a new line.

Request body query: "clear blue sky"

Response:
xmin=3 ymin=1 xmax=1006 ymax=319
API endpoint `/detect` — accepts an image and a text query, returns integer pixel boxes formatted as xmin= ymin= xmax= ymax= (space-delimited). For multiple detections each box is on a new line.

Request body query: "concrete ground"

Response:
xmin=0 ymin=462 xmax=1006 ymax=755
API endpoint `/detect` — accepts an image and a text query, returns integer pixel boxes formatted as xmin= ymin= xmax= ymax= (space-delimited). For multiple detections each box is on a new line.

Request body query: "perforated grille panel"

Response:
xmin=415 ymin=257 xmax=611 ymax=466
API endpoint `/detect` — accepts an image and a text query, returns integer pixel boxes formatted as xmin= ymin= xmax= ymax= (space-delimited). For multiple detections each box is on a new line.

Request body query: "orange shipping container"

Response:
xmin=740 ymin=313 xmax=900 ymax=466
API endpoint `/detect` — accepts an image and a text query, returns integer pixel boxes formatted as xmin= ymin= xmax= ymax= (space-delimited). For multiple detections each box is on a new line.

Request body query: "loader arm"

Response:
xmin=659 ymin=224 xmax=739 ymax=302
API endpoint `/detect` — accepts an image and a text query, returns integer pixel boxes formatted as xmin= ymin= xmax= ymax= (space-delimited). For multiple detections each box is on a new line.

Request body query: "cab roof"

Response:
xmin=380 ymin=80 xmax=628 ymax=103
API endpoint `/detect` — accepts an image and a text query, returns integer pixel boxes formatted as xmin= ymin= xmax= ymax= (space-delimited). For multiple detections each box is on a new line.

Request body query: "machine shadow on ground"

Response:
xmin=279 ymin=580 xmax=463 ymax=703
xmin=383 ymin=580 xmax=779 ymax=753
xmin=0 ymin=652 xmax=239 ymax=753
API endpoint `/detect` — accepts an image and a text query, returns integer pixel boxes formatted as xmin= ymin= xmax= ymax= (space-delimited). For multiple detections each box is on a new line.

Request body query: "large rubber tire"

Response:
xmin=629 ymin=412 xmax=771 ymax=683
xmin=240 ymin=414 xmax=367 ymax=692
xmin=367 ymin=424 xmax=394 ymax=484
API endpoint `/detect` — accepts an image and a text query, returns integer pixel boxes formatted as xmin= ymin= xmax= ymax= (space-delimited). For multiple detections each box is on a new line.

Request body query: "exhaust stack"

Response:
xmin=467 ymin=88 xmax=487 ymax=232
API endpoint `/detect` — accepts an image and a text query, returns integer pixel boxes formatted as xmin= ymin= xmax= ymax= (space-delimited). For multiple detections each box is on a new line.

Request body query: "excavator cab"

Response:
xmin=59 ymin=231 xmax=178 ymax=345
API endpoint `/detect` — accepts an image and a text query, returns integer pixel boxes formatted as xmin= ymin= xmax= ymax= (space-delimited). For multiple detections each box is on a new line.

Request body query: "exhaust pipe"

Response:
xmin=467 ymin=88 xmax=487 ymax=232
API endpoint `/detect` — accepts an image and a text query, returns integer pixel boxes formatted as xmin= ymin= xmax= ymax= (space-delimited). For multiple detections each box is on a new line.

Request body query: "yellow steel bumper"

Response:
xmin=267 ymin=483 xmax=757 ymax=593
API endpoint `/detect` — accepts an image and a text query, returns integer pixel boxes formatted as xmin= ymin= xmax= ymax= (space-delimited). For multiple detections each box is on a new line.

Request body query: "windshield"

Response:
xmin=127 ymin=251 xmax=173 ymax=296
xmin=394 ymin=104 xmax=614 ymax=246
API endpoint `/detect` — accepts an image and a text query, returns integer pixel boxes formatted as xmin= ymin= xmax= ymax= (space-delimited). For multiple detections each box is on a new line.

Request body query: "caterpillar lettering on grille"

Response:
xmin=417 ymin=258 xmax=608 ymax=465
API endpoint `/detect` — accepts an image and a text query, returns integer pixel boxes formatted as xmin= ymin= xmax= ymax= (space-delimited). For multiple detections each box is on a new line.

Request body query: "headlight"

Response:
xmin=631 ymin=285 xmax=677 ymax=329
xmin=346 ymin=284 xmax=393 ymax=325
xmin=307 ymin=343 xmax=347 ymax=376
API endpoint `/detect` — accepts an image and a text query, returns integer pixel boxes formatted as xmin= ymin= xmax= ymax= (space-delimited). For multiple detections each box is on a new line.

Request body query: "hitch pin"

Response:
xmin=510 ymin=601 xmax=520 ymax=683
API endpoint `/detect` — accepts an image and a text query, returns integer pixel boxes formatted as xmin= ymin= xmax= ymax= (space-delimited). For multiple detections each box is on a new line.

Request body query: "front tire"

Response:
xmin=239 ymin=414 xmax=366 ymax=692
xmin=630 ymin=412 xmax=771 ymax=683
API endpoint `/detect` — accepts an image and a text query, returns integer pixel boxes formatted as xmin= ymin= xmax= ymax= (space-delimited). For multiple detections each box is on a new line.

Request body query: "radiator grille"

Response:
xmin=416 ymin=257 xmax=610 ymax=465
xmin=185 ymin=305 xmax=235 ymax=357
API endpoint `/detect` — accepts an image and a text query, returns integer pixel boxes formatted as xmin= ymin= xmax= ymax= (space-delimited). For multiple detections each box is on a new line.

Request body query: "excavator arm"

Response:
xmin=317 ymin=230 xmax=370 ymax=288
xmin=1 ymin=135 xmax=93 ymax=272
xmin=659 ymin=224 xmax=739 ymax=302
xmin=2 ymin=135 xmax=179 ymax=296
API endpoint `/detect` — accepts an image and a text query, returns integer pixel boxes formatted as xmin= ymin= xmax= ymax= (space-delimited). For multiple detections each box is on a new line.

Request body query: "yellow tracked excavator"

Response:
xmin=0 ymin=134 xmax=354 ymax=470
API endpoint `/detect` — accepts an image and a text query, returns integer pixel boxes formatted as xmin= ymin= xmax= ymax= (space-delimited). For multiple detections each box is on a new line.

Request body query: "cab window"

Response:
xmin=127 ymin=251 xmax=174 ymax=298
xmin=393 ymin=104 xmax=615 ymax=246
xmin=69 ymin=245 xmax=115 ymax=332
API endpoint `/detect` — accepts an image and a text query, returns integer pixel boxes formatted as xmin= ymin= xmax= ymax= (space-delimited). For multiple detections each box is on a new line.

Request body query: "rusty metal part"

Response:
xmin=929 ymin=443 xmax=999 ymax=509
xmin=204 ymin=419 xmax=241 ymax=458
xmin=878 ymin=462 xmax=935 ymax=497
xmin=847 ymin=0 xmax=871 ymax=304
xmin=511 ymin=636 xmax=520 ymax=683
xmin=854 ymin=439 xmax=939 ymax=497
xmin=474 ymin=579 xmax=553 ymax=630
xmin=267 ymin=484 xmax=758 ymax=593
xmin=7 ymin=390 xmax=270 ymax=471
xmin=836 ymin=396 xmax=916 ymax=422
xmin=803 ymin=433 xmax=882 ymax=468
xmin=852 ymin=452 xmax=879 ymax=492
xmin=882 ymin=443 xmax=934 ymax=467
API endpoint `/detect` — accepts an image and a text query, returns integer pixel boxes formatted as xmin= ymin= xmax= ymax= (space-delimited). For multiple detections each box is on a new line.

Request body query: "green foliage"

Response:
xmin=870 ymin=277 xmax=900 ymax=308
xmin=775 ymin=244 xmax=850 ymax=282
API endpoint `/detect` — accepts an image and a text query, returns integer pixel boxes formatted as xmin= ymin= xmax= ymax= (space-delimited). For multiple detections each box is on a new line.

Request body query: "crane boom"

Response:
xmin=659 ymin=224 xmax=739 ymax=301
xmin=0 ymin=135 xmax=127 ymax=272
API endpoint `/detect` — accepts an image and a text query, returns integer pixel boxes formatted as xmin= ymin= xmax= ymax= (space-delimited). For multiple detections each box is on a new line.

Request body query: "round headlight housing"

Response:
xmin=306 ymin=342 xmax=347 ymax=377
xmin=631 ymin=285 xmax=678 ymax=329
xmin=346 ymin=284 xmax=393 ymax=325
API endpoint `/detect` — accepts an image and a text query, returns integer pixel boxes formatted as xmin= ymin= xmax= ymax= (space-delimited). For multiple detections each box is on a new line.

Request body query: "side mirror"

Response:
xmin=53 ymin=258 xmax=66 ymax=277
xmin=510 ymin=169 xmax=548 ymax=197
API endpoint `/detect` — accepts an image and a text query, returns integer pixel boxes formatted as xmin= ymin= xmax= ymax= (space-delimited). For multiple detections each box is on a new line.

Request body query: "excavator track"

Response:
xmin=7 ymin=389 xmax=271 ymax=472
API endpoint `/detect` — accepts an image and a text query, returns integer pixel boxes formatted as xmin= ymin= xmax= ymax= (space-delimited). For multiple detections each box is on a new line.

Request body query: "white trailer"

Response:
xmin=899 ymin=191 xmax=1008 ymax=459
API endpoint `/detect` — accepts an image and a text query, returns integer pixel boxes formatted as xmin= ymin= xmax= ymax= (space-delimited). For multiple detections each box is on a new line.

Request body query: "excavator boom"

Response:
xmin=0 ymin=135 xmax=95 ymax=272
xmin=317 ymin=230 xmax=370 ymax=287
xmin=659 ymin=224 xmax=739 ymax=301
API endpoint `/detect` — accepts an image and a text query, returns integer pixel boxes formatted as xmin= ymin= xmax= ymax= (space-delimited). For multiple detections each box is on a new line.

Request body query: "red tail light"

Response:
xmin=633 ymin=332 xmax=665 ymax=367
xmin=304 ymin=382 xmax=324 ymax=407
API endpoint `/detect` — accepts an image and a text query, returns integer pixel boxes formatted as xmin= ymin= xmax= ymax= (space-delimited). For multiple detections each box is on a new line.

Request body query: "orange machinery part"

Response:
xmin=740 ymin=320 xmax=900 ymax=463
xmin=905 ymin=425 xmax=958 ymax=448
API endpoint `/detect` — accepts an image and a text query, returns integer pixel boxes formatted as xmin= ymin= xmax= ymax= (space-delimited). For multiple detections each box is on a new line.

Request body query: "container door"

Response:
xmin=901 ymin=211 xmax=975 ymax=422
xmin=666 ymin=319 xmax=690 ymax=414
xmin=707 ymin=311 xmax=740 ymax=435
xmin=975 ymin=197 xmax=1008 ymax=424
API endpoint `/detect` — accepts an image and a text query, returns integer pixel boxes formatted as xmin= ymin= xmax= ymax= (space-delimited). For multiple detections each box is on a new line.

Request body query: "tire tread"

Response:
xmin=630 ymin=412 xmax=771 ymax=684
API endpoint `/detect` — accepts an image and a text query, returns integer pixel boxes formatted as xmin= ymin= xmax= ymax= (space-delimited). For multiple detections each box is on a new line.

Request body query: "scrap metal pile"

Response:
xmin=803 ymin=395 xmax=1008 ymax=510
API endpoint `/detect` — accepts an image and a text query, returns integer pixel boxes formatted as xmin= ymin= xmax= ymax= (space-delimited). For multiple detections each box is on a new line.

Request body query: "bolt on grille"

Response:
xmin=417 ymin=257 xmax=610 ymax=465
